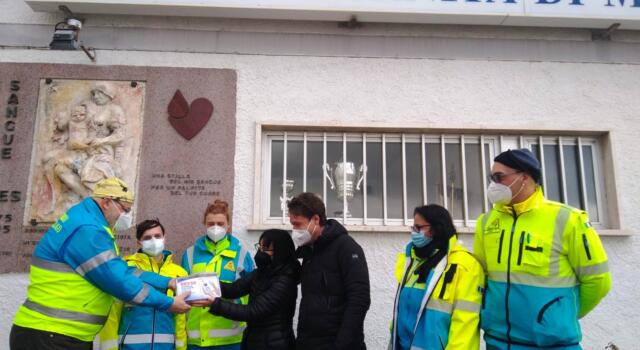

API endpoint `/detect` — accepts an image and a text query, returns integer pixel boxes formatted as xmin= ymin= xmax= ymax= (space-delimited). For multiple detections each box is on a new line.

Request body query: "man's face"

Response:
xmin=289 ymin=214 xmax=311 ymax=230
xmin=103 ymin=198 xmax=132 ymax=227
xmin=490 ymin=162 xmax=523 ymax=187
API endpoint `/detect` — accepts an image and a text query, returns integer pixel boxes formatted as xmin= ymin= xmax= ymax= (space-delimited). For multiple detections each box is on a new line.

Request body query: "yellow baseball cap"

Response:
xmin=92 ymin=177 xmax=134 ymax=203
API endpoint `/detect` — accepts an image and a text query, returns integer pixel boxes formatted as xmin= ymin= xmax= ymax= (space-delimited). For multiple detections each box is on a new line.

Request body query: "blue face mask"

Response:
xmin=411 ymin=231 xmax=432 ymax=248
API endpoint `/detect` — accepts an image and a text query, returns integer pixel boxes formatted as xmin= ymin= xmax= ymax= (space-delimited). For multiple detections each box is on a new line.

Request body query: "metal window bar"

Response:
xmin=382 ymin=134 xmax=388 ymax=225
xmin=267 ymin=132 xmax=602 ymax=228
xmin=480 ymin=135 xmax=488 ymax=213
xmin=363 ymin=133 xmax=368 ymax=225
xmin=538 ymin=136 xmax=548 ymax=193
xmin=303 ymin=132 xmax=307 ymax=192
xmin=519 ymin=135 xmax=525 ymax=148
xmin=342 ymin=133 xmax=348 ymax=224
xmin=589 ymin=143 xmax=605 ymax=224
xmin=421 ymin=134 xmax=427 ymax=205
xmin=323 ymin=132 xmax=327 ymax=203
xmin=577 ymin=137 xmax=588 ymax=211
xmin=402 ymin=134 xmax=408 ymax=225
xmin=558 ymin=136 xmax=568 ymax=204
xmin=461 ymin=135 xmax=469 ymax=226
xmin=281 ymin=132 xmax=288 ymax=224
xmin=441 ymin=135 xmax=448 ymax=210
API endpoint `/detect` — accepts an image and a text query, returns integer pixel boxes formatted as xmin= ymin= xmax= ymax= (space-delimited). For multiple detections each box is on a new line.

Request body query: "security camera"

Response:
xmin=50 ymin=18 xmax=82 ymax=50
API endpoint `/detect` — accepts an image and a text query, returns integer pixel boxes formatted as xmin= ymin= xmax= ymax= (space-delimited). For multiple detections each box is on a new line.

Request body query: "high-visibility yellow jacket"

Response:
xmin=390 ymin=235 xmax=485 ymax=350
xmin=99 ymin=251 xmax=188 ymax=350
xmin=474 ymin=186 xmax=611 ymax=348
xmin=181 ymin=234 xmax=254 ymax=347
xmin=12 ymin=198 xmax=174 ymax=342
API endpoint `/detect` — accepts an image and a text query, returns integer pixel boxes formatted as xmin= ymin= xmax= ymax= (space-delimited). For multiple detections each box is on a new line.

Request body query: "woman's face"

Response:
xmin=412 ymin=214 xmax=433 ymax=238
xmin=138 ymin=226 xmax=164 ymax=247
xmin=205 ymin=213 xmax=229 ymax=232
xmin=258 ymin=239 xmax=275 ymax=257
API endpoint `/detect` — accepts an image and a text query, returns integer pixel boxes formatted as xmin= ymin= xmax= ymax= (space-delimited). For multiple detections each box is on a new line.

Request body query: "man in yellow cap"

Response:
xmin=10 ymin=177 xmax=192 ymax=350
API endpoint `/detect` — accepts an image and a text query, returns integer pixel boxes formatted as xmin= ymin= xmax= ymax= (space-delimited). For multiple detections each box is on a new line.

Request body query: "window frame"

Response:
xmin=255 ymin=125 xmax=612 ymax=232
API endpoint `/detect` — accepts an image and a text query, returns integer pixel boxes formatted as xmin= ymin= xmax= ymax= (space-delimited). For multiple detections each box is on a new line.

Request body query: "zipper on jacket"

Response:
xmin=516 ymin=231 xmax=525 ymax=266
xmin=149 ymin=256 xmax=157 ymax=350
xmin=392 ymin=257 xmax=414 ymax=350
xmin=582 ymin=234 xmax=592 ymax=260
xmin=504 ymin=214 xmax=518 ymax=350
xmin=537 ymin=297 xmax=562 ymax=323
xmin=119 ymin=321 xmax=133 ymax=349
xmin=497 ymin=229 xmax=505 ymax=264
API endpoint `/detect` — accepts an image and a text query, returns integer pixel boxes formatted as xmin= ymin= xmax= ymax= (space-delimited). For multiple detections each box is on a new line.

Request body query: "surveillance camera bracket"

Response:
xmin=59 ymin=5 xmax=85 ymax=24
xmin=591 ymin=22 xmax=620 ymax=41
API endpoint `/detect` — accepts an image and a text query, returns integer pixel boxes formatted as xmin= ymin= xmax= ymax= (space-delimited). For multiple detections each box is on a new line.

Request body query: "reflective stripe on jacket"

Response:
xmin=474 ymin=186 xmax=611 ymax=347
xmin=99 ymin=251 xmax=188 ymax=350
xmin=390 ymin=235 xmax=484 ymax=350
xmin=13 ymin=197 xmax=173 ymax=342
xmin=181 ymin=234 xmax=254 ymax=347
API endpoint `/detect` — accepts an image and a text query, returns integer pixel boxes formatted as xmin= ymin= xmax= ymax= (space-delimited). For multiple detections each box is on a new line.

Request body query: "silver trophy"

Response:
xmin=323 ymin=162 xmax=366 ymax=217
xmin=280 ymin=178 xmax=295 ymax=213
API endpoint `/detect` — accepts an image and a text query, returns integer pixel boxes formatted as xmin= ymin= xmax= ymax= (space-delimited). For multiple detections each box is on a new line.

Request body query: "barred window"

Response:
xmin=260 ymin=131 xmax=606 ymax=229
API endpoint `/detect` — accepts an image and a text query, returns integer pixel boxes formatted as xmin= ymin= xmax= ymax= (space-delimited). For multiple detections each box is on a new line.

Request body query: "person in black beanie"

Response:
xmin=196 ymin=229 xmax=300 ymax=350
xmin=389 ymin=204 xmax=484 ymax=350
xmin=475 ymin=148 xmax=611 ymax=350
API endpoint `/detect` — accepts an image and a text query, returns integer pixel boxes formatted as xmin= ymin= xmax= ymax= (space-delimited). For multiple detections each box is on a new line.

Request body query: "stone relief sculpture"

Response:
xmin=27 ymin=80 xmax=145 ymax=223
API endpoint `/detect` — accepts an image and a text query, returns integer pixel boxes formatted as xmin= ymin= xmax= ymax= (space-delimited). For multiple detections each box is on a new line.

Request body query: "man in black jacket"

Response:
xmin=288 ymin=192 xmax=371 ymax=350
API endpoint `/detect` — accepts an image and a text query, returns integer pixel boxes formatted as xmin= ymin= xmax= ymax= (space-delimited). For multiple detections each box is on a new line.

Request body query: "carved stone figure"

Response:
xmin=27 ymin=79 xmax=145 ymax=223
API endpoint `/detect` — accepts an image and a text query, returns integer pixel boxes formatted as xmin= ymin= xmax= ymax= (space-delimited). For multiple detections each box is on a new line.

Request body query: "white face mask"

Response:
xmin=487 ymin=174 xmax=524 ymax=205
xmin=206 ymin=225 xmax=227 ymax=243
xmin=141 ymin=238 xmax=165 ymax=257
xmin=292 ymin=221 xmax=314 ymax=247
xmin=112 ymin=204 xmax=133 ymax=232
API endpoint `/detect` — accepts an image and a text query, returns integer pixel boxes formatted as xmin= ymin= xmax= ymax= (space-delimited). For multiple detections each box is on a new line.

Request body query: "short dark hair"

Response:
xmin=135 ymin=219 xmax=165 ymax=240
xmin=287 ymin=192 xmax=327 ymax=225
xmin=413 ymin=204 xmax=456 ymax=243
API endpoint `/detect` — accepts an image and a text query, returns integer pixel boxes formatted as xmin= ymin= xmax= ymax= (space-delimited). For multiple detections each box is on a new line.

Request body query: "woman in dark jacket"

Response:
xmin=199 ymin=229 xmax=300 ymax=350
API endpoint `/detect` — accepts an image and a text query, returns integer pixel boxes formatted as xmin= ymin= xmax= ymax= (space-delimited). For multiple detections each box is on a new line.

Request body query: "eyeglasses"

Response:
xmin=254 ymin=243 xmax=273 ymax=252
xmin=489 ymin=171 xmax=521 ymax=183
xmin=113 ymin=199 xmax=132 ymax=214
xmin=411 ymin=224 xmax=430 ymax=232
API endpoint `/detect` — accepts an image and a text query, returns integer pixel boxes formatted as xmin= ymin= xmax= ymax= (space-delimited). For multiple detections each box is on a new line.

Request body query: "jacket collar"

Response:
xmin=82 ymin=197 xmax=109 ymax=228
xmin=196 ymin=234 xmax=232 ymax=255
xmin=314 ymin=219 xmax=347 ymax=249
xmin=495 ymin=186 xmax=545 ymax=216
xmin=126 ymin=250 xmax=175 ymax=270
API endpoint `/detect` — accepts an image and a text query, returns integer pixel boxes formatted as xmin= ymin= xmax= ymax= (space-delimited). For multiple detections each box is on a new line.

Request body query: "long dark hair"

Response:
xmin=412 ymin=204 xmax=456 ymax=283
xmin=413 ymin=204 xmax=457 ymax=244
xmin=258 ymin=229 xmax=300 ymax=278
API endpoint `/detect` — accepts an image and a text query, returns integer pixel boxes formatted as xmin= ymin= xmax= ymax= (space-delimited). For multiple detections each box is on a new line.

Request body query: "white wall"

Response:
xmin=1 ymin=3 xmax=640 ymax=348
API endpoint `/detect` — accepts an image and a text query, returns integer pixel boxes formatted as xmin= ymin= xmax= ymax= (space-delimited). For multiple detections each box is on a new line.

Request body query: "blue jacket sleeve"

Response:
xmin=126 ymin=265 xmax=172 ymax=289
xmin=62 ymin=225 xmax=173 ymax=311
xmin=240 ymin=248 xmax=255 ymax=277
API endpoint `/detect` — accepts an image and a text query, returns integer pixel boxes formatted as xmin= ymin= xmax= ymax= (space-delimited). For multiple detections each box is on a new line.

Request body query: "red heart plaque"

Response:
xmin=167 ymin=90 xmax=214 ymax=140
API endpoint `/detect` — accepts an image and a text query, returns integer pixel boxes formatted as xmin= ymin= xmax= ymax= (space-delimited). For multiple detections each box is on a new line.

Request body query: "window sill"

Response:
xmin=247 ymin=224 xmax=632 ymax=236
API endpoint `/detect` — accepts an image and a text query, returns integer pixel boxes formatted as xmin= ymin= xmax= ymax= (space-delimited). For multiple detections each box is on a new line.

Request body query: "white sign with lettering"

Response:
xmin=25 ymin=0 xmax=640 ymax=29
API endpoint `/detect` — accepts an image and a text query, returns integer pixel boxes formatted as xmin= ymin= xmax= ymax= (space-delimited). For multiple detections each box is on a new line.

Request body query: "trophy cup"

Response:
xmin=323 ymin=161 xmax=366 ymax=217
xmin=280 ymin=178 xmax=295 ymax=213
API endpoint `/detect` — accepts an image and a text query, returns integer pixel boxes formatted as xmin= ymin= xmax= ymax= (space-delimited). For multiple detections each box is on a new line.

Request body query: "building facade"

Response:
xmin=1 ymin=0 xmax=639 ymax=348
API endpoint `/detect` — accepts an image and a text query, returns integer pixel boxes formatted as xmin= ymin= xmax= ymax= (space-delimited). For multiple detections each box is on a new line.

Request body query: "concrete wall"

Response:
xmin=1 ymin=1 xmax=640 ymax=348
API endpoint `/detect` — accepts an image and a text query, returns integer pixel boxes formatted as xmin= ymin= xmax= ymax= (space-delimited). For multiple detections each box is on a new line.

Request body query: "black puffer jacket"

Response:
xmin=296 ymin=219 xmax=371 ymax=350
xmin=209 ymin=261 xmax=300 ymax=350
